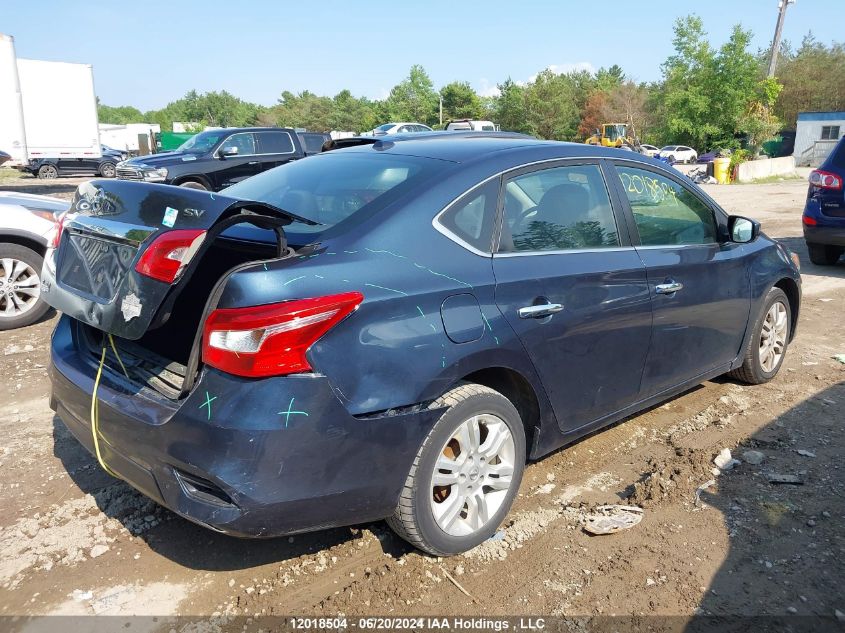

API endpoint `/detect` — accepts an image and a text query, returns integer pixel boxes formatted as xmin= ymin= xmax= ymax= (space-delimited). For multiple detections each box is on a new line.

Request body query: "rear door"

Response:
xmin=608 ymin=160 xmax=751 ymax=396
xmin=255 ymin=130 xmax=298 ymax=169
xmin=40 ymin=179 xmax=302 ymax=340
xmin=492 ymin=160 xmax=652 ymax=431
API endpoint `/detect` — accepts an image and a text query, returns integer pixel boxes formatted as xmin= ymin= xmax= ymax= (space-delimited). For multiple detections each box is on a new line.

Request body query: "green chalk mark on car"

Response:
xmin=277 ymin=397 xmax=309 ymax=428
xmin=199 ymin=391 xmax=217 ymax=420
xmin=284 ymin=275 xmax=307 ymax=286
xmin=416 ymin=306 xmax=425 ymax=318
xmin=364 ymin=283 xmax=408 ymax=296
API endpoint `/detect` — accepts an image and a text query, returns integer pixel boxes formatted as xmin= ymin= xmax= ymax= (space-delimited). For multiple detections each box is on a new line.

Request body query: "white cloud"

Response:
xmin=528 ymin=62 xmax=596 ymax=83
xmin=475 ymin=78 xmax=500 ymax=98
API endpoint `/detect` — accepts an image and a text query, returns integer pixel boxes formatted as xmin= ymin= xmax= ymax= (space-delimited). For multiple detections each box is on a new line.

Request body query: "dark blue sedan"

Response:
xmin=43 ymin=133 xmax=801 ymax=555
xmin=803 ymin=134 xmax=845 ymax=265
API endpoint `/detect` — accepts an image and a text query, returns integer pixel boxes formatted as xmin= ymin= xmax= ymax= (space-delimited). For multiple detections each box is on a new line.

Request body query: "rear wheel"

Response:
xmin=386 ymin=383 xmax=526 ymax=556
xmin=0 ymin=244 xmax=50 ymax=330
xmin=807 ymin=243 xmax=842 ymax=266
xmin=37 ymin=164 xmax=58 ymax=179
xmin=99 ymin=162 xmax=116 ymax=178
xmin=729 ymin=287 xmax=790 ymax=385
xmin=178 ymin=180 xmax=207 ymax=191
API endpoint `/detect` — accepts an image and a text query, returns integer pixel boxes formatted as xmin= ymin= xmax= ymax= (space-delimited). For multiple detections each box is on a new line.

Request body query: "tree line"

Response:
xmin=98 ymin=15 xmax=845 ymax=152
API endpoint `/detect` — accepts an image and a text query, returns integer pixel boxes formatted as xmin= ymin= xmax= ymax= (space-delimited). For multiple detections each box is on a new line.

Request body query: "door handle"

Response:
xmin=518 ymin=303 xmax=564 ymax=319
xmin=655 ymin=281 xmax=684 ymax=294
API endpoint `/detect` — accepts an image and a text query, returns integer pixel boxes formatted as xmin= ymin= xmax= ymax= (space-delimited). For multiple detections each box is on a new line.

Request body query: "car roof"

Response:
xmin=336 ymin=131 xmax=656 ymax=164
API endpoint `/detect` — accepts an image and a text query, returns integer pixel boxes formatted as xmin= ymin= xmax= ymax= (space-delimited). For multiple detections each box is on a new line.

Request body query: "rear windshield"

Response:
xmin=221 ymin=151 xmax=449 ymax=243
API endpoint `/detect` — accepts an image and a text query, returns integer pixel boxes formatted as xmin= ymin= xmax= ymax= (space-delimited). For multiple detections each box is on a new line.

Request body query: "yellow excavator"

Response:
xmin=585 ymin=123 xmax=638 ymax=149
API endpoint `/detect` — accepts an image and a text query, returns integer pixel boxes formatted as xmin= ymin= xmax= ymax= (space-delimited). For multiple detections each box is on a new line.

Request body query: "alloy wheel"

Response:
xmin=430 ymin=413 xmax=515 ymax=537
xmin=758 ymin=300 xmax=787 ymax=373
xmin=0 ymin=258 xmax=41 ymax=318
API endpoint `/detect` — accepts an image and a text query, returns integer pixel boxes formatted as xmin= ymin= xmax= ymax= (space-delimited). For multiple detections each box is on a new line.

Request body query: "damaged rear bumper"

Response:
xmin=49 ymin=315 xmax=439 ymax=537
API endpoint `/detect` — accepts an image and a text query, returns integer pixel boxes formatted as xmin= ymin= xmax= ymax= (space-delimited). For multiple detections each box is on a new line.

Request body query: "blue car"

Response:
xmin=803 ymin=134 xmax=845 ymax=265
xmin=43 ymin=133 xmax=801 ymax=555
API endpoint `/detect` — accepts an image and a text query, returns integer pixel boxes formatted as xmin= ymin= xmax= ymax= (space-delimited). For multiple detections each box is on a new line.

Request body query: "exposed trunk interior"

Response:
xmin=81 ymin=235 xmax=293 ymax=399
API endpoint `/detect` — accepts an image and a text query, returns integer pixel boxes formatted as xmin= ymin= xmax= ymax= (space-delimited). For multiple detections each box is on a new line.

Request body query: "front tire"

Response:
xmin=807 ymin=243 xmax=842 ymax=266
xmin=729 ymin=287 xmax=791 ymax=385
xmin=387 ymin=383 xmax=526 ymax=556
xmin=37 ymin=164 xmax=58 ymax=179
xmin=0 ymin=244 xmax=50 ymax=330
xmin=178 ymin=180 xmax=207 ymax=191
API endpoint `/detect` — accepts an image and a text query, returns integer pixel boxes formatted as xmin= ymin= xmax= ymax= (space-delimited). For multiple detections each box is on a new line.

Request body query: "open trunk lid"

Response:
xmin=41 ymin=179 xmax=313 ymax=340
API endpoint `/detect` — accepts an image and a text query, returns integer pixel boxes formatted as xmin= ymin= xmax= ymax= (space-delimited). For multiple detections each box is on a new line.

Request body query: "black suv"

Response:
xmin=116 ymin=127 xmax=306 ymax=191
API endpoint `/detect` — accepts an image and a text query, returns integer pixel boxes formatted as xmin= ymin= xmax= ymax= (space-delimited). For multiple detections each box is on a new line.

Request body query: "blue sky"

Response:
xmin=5 ymin=0 xmax=841 ymax=111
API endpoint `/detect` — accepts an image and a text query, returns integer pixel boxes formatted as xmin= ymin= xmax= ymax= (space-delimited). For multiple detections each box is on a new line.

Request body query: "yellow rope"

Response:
xmin=108 ymin=333 xmax=129 ymax=378
xmin=90 ymin=345 xmax=121 ymax=479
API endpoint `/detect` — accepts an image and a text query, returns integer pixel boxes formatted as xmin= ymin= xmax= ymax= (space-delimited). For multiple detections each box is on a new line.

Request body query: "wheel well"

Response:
xmin=774 ymin=277 xmax=800 ymax=341
xmin=0 ymin=234 xmax=46 ymax=258
xmin=172 ymin=175 xmax=210 ymax=188
xmin=461 ymin=367 xmax=541 ymax=450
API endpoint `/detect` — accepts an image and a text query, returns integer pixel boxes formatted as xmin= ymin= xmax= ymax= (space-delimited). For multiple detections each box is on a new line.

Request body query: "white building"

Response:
xmin=794 ymin=111 xmax=845 ymax=166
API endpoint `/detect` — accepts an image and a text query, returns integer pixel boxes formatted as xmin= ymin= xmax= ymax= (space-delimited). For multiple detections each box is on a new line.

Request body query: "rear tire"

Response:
xmin=729 ymin=287 xmax=790 ymax=385
xmin=178 ymin=180 xmax=207 ymax=191
xmin=37 ymin=164 xmax=58 ymax=179
xmin=386 ymin=383 xmax=526 ymax=556
xmin=0 ymin=244 xmax=51 ymax=330
xmin=807 ymin=243 xmax=842 ymax=266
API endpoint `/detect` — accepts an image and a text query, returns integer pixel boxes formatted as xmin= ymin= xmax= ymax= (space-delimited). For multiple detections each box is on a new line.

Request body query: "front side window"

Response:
xmin=616 ymin=166 xmax=717 ymax=246
xmin=221 ymin=132 xmax=256 ymax=155
xmin=499 ymin=164 xmax=619 ymax=253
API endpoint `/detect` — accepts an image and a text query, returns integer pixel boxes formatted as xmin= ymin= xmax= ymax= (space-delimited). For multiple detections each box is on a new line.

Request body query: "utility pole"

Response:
xmin=767 ymin=0 xmax=794 ymax=77
xmin=439 ymin=96 xmax=443 ymax=126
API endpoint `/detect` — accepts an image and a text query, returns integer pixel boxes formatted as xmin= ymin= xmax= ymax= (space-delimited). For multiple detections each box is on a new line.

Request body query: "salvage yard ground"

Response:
xmin=0 ymin=174 xmax=843 ymax=624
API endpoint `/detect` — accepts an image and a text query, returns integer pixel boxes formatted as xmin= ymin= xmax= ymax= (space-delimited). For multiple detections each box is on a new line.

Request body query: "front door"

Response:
xmin=212 ymin=132 xmax=263 ymax=189
xmin=609 ymin=162 xmax=752 ymax=396
xmin=492 ymin=161 xmax=652 ymax=431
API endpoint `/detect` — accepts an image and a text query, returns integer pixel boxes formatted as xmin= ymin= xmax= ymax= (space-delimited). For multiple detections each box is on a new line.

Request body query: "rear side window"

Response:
xmin=437 ymin=179 xmax=499 ymax=252
xmin=831 ymin=136 xmax=845 ymax=169
xmin=298 ymin=134 xmax=325 ymax=154
xmin=257 ymin=131 xmax=295 ymax=154
xmin=499 ymin=164 xmax=619 ymax=252
xmin=616 ymin=166 xmax=717 ymax=246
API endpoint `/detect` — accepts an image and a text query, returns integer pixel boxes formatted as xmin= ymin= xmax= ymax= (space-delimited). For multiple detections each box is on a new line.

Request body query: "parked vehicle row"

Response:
xmin=40 ymin=132 xmax=801 ymax=556
xmin=0 ymin=191 xmax=66 ymax=329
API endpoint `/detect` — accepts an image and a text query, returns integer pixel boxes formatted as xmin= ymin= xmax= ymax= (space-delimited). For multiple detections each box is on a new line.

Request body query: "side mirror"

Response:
xmin=728 ymin=215 xmax=760 ymax=243
xmin=220 ymin=146 xmax=239 ymax=158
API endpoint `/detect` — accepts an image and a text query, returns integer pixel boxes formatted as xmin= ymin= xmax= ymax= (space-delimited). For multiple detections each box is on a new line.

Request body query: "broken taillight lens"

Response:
xmin=202 ymin=291 xmax=364 ymax=378
xmin=135 ymin=229 xmax=206 ymax=283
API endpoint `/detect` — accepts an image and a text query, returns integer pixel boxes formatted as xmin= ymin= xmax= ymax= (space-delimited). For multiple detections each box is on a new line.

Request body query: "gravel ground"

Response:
xmin=0 ymin=173 xmax=843 ymax=625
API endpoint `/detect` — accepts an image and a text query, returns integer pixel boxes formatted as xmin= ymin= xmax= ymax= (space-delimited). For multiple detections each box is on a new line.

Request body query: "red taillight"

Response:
xmin=51 ymin=212 xmax=67 ymax=249
xmin=135 ymin=229 xmax=206 ymax=283
xmin=809 ymin=170 xmax=843 ymax=190
xmin=802 ymin=215 xmax=818 ymax=226
xmin=202 ymin=291 xmax=364 ymax=378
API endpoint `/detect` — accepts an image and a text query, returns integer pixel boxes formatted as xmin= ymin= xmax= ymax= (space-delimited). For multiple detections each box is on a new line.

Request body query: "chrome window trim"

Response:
xmin=432 ymin=157 xmax=613 ymax=257
xmin=214 ymin=131 xmax=296 ymax=158
xmin=493 ymin=246 xmax=636 ymax=258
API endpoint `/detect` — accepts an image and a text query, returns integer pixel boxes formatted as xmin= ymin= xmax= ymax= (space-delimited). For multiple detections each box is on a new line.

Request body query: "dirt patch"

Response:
xmin=628 ymin=448 xmax=714 ymax=508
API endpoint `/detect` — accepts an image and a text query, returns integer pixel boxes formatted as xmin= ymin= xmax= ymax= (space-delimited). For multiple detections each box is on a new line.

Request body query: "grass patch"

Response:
xmin=0 ymin=167 xmax=26 ymax=183
xmin=733 ymin=173 xmax=805 ymax=185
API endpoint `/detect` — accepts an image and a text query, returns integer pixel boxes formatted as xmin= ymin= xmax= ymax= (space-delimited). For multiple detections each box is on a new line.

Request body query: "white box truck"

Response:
xmin=0 ymin=33 xmax=100 ymax=167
